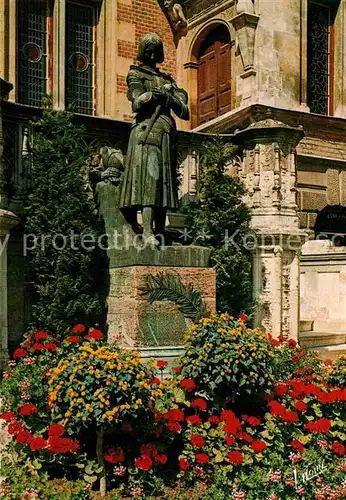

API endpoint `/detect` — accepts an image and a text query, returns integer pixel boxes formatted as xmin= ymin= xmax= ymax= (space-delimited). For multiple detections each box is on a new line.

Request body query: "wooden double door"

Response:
xmin=198 ymin=27 xmax=232 ymax=125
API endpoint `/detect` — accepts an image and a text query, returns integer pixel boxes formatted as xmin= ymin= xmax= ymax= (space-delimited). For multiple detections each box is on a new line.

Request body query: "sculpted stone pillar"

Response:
xmin=235 ymin=117 xmax=306 ymax=340
xmin=0 ymin=79 xmax=19 ymax=366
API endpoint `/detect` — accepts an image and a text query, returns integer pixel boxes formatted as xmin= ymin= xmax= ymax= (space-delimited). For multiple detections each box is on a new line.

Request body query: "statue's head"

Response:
xmin=137 ymin=33 xmax=164 ymax=67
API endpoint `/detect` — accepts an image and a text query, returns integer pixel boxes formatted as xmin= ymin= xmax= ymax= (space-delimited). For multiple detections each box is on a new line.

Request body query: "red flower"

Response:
xmin=31 ymin=343 xmax=44 ymax=351
xmin=16 ymin=430 xmax=32 ymax=444
xmin=331 ymin=442 xmax=345 ymax=456
xmin=228 ymin=450 xmax=244 ymax=465
xmin=238 ymin=314 xmax=248 ymax=322
xmin=190 ymin=434 xmax=205 ymax=448
xmin=173 ymin=366 xmax=181 ymax=374
xmin=288 ymin=338 xmax=297 ymax=348
xmin=317 ymin=418 xmax=331 ymax=434
xmin=246 ymin=416 xmax=261 ymax=427
xmin=85 ymin=329 xmax=103 ymax=340
xmin=29 ymin=436 xmax=46 ymax=451
xmin=104 ymin=447 xmax=125 ymax=463
xmin=13 ymin=348 xmax=27 ymax=359
xmin=35 ymin=330 xmax=48 ymax=341
xmin=290 ymin=440 xmax=305 ymax=452
xmin=223 ymin=414 xmax=242 ymax=435
xmin=304 ymin=418 xmax=331 ymax=434
xmin=0 ymin=411 xmax=16 ymax=422
xmin=48 ymin=424 xmax=65 ymax=438
xmin=167 ymin=421 xmax=181 ymax=433
xmin=268 ymin=400 xmax=286 ymax=417
xmin=72 ymin=324 xmax=86 ymax=334
xmin=7 ymin=421 xmax=24 ymax=435
xmin=278 ymin=335 xmax=285 ymax=343
xmin=19 ymin=403 xmax=38 ymax=416
xmin=135 ymin=454 xmax=152 ymax=471
xmin=304 ymin=421 xmax=318 ymax=432
xmin=208 ymin=416 xmax=220 ymax=425
xmin=157 ymin=360 xmax=168 ymax=369
xmin=150 ymin=377 xmax=161 ymax=386
xmin=155 ymin=453 xmax=168 ymax=465
xmin=275 ymin=383 xmax=289 ymax=397
xmin=179 ymin=457 xmax=190 ymax=471
xmin=67 ymin=336 xmax=81 ymax=344
xmin=186 ymin=415 xmax=202 ymax=427
xmin=48 ymin=437 xmax=79 ymax=454
xmin=180 ymin=379 xmax=196 ymax=392
xmin=251 ymin=440 xmax=267 ymax=453
xmin=191 ymin=398 xmax=208 ymax=412
xmin=270 ymin=338 xmax=280 ymax=347
xmin=295 ymin=401 xmax=308 ymax=413
xmin=195 ymin=452 xmax=209 ymax=464
xmin=225 ymin=436 xmax=235 ymax=446
xmin=282 ymin=410 xmax=299 ymax=423
xmin=164 ymin=408 xmax=185 ymax=422
xmin=239 ymin=432 xmax=253 ymax=443
xmin=44 ymin=342 xmax=57 ymax=352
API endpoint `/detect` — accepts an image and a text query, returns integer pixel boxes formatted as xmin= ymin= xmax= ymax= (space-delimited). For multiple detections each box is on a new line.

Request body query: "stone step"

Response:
xmin=310 ymin=344 xmax=346 ymax=362
xmin=299 ymin=331 xmax=346 ymax=348
xmin=300 ymin=320 xmax=314 ymax=333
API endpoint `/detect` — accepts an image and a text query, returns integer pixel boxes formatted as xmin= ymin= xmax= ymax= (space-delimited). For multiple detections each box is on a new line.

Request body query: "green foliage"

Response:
xmin=24 ymin=109 xmax=107 ymax=336
xmin=182 ymin=138 xmax=254 ymax=315
xmin=140 ymin=271 xmax=207 ymax=322
xmin=179 ymin=313 xmax=276 ymax=407
xmin=327 ymin=354 xmax=346 ymax=388
xmin=48 ymin=344 xmax=157 ymax=435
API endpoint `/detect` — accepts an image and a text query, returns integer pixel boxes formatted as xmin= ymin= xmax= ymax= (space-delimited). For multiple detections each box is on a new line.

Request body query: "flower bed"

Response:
xmin=0 ymin=316 xmax=345 ymax=499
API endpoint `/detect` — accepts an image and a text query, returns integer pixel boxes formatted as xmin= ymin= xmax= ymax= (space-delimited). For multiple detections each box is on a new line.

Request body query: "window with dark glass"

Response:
xmin=17 ymin=0 xmax=47 ymax=107
xmin=65 ymin=2 xmax=96 ymax=115
xmin=307 ymin=1 xmax=334 ymax=115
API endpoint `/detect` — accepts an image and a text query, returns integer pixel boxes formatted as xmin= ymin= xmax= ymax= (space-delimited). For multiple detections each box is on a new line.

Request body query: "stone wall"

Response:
xmin=301 ymin=240 xmax=346 ymax=332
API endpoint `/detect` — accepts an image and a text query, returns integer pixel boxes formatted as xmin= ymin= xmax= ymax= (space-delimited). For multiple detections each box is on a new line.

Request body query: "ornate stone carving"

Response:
xmin=163 ymin=0 xmax=188 ymax=36
xmin=230 ymin=10 xmax=259 ymax=72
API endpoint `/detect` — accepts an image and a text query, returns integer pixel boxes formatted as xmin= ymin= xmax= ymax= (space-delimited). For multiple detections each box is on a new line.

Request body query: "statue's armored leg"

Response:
xmin=142 ymin=206 xmax=159 ymax=246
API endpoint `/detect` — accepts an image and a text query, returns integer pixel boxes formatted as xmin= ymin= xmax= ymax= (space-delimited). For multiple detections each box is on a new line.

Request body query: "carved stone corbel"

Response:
xmin=230 ymin=0 xmax=259 ymax=74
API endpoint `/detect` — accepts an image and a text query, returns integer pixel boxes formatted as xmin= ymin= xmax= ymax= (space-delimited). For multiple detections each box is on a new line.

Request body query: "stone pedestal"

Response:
xmin=235 ymin=117 xmax=307 ymax=340
xmin=0 ymin=209 xmax=20 ymax=367
xmin=107 ymin=246 xmax=216 ymax=348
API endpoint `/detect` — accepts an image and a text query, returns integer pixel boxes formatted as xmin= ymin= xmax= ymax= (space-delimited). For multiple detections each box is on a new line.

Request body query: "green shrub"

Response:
xmin=327 ymin=354 xmax=346 ymax=388
xmin=178 ymin=313 xmax=275 ymax=407
xmin=182 ymin=138 xmax=254 ymax=315
xmin=24 ymin=108 xmax=107 ymax=336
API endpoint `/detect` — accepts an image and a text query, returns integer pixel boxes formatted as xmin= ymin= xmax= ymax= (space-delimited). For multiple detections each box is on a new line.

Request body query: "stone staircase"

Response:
xmin=299 ymin=320 xmax=346 ymax=361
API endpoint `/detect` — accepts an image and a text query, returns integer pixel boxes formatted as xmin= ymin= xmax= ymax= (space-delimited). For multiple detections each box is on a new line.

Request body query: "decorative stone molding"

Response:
xmin=0 ymin=79 xmax=13 ymax=209
xmin=234 ymin=116 xmax=307 ymax=340
xmin=0 ymin=209 xmax=20 ymax=368
xmin=230 ymin=11 xmax=259 ymax=72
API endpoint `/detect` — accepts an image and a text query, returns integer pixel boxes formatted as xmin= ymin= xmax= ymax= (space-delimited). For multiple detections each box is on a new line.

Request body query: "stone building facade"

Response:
xmin=0 ymin=0 xmax=346 ymax=357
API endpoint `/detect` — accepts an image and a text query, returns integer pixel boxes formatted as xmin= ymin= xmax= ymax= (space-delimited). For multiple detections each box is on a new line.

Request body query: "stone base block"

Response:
xmin=107 ymin=265 xmax=216 ymax=347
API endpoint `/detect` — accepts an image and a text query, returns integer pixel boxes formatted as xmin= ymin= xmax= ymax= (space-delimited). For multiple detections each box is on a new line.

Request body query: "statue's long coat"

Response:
xmin=119 ymin=65 xmax=189 ymax=210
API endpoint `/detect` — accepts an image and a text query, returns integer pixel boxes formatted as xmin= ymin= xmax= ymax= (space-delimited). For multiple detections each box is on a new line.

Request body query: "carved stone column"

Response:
xmin=0 ymin=78 xmax=13 ymax=209
xmin=0 ymin=209 xmax=19 ymax=367
xmin=235 ymin=118 xmax=307 ymax=340
xmin=0 ymin=79 xmax=20 ymax=366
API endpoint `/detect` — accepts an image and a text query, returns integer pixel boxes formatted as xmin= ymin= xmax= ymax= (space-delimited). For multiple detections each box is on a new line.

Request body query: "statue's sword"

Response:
xmin=138 ymin=103 xmax=162 ymax=145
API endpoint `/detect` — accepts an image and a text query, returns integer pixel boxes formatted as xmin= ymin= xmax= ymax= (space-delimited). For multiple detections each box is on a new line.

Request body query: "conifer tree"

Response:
xmin=24 ymin=109 xmax=107 ymax=336
xmin=182 ymin=138 xmax=254 ymax=315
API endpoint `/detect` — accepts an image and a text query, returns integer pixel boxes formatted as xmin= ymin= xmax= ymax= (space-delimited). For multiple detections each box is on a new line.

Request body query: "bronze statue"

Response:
xmin=119 ymin=33 xmax=189 ymax=247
